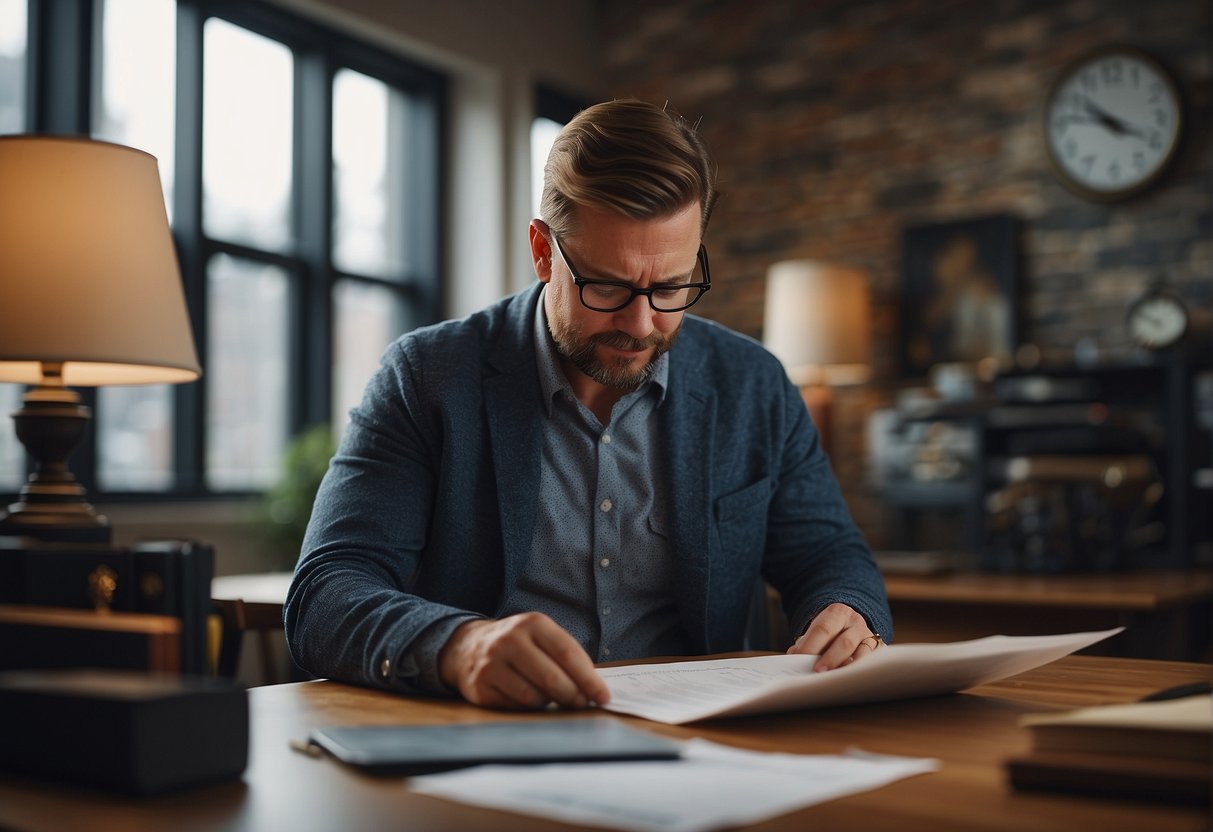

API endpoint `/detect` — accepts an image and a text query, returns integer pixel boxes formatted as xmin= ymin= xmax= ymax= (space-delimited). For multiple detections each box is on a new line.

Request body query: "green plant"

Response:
xmin=259 ymin=424 xmax=338 ymax=569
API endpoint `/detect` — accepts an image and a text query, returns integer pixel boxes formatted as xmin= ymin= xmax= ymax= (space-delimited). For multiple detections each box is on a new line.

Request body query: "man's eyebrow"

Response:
xmin=584 ymin=265 xmax=698 ymax=286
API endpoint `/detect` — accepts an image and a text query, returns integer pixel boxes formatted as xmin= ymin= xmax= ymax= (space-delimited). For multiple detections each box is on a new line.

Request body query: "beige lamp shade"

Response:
xmin=0 ymin=136 xmax=201 ymax=386
xmin=763 ymin=260 xmax=871 ymax=387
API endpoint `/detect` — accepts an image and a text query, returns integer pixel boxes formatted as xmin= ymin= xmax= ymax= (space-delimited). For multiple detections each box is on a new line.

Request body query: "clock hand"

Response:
xmin=1080 ymin=97 xmax=1148 ymax=139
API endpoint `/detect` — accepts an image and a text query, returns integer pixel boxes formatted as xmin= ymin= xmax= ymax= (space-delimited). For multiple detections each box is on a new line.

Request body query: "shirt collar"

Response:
xmin=532 ymin=286 xmax=669 ymax=418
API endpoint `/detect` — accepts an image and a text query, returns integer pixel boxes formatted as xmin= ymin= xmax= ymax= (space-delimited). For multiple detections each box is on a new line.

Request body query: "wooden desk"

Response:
xmin=0 ymin=655 xmax=1208 ymax=831
xmin=885 ymin=569 xmax=1213 ymax=661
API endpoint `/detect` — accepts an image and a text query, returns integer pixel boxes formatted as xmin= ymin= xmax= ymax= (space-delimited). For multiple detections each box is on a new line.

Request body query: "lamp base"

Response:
xmin=0 ymin=385 xmax=110 ymax=545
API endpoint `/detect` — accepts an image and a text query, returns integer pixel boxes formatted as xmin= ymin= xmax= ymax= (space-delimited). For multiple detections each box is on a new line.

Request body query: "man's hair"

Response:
xmin=540 ymin=99 xmax=718 ymax=238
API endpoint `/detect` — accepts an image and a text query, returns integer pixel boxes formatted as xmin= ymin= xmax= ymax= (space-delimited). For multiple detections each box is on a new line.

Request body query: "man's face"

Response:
xmin=533 ymin=203 xmax=702 ymax=392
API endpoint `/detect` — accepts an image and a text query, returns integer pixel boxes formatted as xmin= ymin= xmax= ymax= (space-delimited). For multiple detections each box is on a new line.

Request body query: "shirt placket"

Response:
xmin=593 ymin=425 xmax=621 ymax=660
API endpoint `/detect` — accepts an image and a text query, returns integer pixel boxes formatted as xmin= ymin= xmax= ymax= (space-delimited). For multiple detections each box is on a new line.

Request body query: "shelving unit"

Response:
xmin=878 ymin=354 xmax=1211 ymax=572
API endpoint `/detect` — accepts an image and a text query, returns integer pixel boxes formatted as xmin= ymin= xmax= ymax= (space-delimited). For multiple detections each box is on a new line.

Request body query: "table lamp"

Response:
xmin=0 ymin=136 xmax=201 ymax=544
xmin=763 ymin=260 xmax=871 ymax=456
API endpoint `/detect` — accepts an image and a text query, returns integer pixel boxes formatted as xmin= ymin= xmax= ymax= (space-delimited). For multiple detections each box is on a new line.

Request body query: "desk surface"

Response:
xmin=1 ymin=654 xmax=1209 ymax=832
xmin=884 ymin=569 xmax=1213 ymax=610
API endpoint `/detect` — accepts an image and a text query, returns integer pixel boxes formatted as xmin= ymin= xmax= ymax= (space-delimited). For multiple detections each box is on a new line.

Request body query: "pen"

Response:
xmin=1139 ymin=681 xmax=1212 ymax=702
xmin=289 ymin=738 xmax=324 ymax=758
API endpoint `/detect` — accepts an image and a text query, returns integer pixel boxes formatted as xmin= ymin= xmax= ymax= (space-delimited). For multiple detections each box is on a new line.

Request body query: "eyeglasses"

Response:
xmin=551 ymin=234 xmax=711 ymax=313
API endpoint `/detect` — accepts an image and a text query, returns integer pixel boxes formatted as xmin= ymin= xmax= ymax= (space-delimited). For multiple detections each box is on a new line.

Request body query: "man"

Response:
xmin=285 ymin=99 xmax=891 ymax=710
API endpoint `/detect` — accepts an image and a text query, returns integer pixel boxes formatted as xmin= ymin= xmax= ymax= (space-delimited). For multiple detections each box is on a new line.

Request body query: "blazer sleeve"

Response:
xmin=760 ymin=374 xmax=893 ymax=643
xmin=283 ymin=340 xmax=480 ymax=694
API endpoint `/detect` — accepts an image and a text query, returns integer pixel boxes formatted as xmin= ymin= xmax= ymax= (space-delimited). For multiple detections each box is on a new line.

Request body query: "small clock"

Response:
xmin=1044 ymin=46 xmax=1183 ymax=201
xmin=1126 ymin=287 xmax=1188 ymax=350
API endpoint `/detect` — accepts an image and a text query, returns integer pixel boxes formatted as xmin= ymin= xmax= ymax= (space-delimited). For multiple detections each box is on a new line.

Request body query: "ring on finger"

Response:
xmin=860 ymin=632 xmax=883 ymax=650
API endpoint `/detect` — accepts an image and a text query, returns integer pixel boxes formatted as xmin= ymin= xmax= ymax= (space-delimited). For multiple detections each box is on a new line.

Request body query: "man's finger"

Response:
xmin=788 ymin=605 xmax=849 ymax=655
xmin=534 ymin=623 xmax=611 ymax=706
xmin=813 ymin=629 xmax=864 ymax=671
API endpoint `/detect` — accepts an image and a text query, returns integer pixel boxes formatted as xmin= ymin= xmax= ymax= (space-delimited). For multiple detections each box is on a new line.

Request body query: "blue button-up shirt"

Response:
xmin=496 ymin=289 xmax=687 ymax=661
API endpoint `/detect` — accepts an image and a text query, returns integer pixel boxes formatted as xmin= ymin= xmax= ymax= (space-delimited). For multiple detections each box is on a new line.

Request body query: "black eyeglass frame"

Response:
xmin=550 ymin=234 xmax=712 ymax=313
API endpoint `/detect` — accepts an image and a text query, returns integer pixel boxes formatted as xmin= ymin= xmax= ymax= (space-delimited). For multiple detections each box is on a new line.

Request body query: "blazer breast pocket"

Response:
xmin=712 ymin=479 xmax=771 ymax=563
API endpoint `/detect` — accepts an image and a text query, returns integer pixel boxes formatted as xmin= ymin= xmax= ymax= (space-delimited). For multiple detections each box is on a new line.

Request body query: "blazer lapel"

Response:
xmin=484 ymin=286 xmax=544 ymax=599
xmin=662 ymin=322 xmax=714 ymax=651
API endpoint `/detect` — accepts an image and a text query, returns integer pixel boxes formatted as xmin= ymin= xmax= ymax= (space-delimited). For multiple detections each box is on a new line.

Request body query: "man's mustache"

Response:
xmin=589 ymin=331 xmax=667 ymax=351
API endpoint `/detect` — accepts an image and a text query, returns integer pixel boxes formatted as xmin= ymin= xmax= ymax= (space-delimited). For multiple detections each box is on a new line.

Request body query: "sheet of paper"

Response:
xmin=598 ymin=627 xmax=1123 ymax=724
xmin=409 ymin=739 xmax=939 ymax=832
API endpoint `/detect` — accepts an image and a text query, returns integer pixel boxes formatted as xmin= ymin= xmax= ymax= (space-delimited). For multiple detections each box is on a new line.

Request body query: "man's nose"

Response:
xmin=612 ymin=294 xmax=657 ymax=339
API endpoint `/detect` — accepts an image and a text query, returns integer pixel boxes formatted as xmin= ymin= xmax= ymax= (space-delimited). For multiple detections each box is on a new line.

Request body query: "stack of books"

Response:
xmin=1006 ymin=693 xmax=1211 ymax=804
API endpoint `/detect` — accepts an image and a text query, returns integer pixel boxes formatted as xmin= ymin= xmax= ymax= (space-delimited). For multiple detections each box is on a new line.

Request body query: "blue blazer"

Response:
xmin=286 ymin=284 xmax=891 ymax=692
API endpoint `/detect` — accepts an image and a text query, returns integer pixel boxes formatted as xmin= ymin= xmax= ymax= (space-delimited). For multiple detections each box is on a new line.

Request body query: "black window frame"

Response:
xmin=6 ymin=0 xmax=445 ymax=501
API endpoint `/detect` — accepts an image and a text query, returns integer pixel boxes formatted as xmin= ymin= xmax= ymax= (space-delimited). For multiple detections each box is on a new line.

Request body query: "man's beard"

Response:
xmin=550 ymin=320 xmax=679 ymax=390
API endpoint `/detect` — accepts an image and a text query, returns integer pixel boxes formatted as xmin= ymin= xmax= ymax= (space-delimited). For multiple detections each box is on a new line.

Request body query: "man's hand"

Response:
xmin=437 ymin=613 xmax=611 ymax=710
xmin=787 ymin=602 xmax=882 ymax=671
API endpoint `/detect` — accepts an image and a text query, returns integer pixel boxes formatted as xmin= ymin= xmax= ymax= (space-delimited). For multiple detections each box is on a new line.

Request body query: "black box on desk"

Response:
xmin=0 ymin=669 xmax=247 ymax=795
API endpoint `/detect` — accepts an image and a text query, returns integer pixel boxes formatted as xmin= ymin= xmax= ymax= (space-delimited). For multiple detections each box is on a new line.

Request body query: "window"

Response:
xmin=0 ymin=0 xmax=444 ymax=499
xmin=531 ymin=85 xmax=588 ymax=219
xmin=0 ymin=0 xmax=25 ymax=492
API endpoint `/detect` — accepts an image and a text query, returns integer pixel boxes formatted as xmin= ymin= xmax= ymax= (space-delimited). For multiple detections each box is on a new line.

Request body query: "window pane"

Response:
xmin=0 ymin=384 xmax=23 ymax=491
xmin=332 ymin=68 xmax=409 ymax=279
xmin=97 ymin=385 xmax=174 ymax=491
xmin=531 ymin=116 xmax=562 ymax=219
xmin=93 ymin=0 xmax=176 ymax=215
xmin=0 ymin=3 xmax=25 ymax=487
xmin=332 ymin=279 xmax=414 ymax=434
xmin=203 ymin=18 xmax=293 ymax=251
xmin=0 ymin=0 xmax=24 ymax=135
xmin=206 ymin=253 xmax=289 ymax=491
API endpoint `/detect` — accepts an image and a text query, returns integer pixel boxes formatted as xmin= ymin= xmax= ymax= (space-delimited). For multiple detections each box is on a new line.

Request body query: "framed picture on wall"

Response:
xmin=899 ymin=214 xmax=1019 ymax=378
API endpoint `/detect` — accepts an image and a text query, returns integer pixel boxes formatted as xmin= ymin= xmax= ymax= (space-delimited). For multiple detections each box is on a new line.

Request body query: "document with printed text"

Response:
xmin=598 ymin=628 xmax=1123 ymax=724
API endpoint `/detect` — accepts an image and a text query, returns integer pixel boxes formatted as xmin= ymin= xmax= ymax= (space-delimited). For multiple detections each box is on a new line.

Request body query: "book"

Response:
xmin=1022 ymin=695 xmax=1211 ymax=759
xmin=1007 ymin=694 xmax=1212 ymax=804
xmin=598 ymin=627 xmax=1123 ymax=724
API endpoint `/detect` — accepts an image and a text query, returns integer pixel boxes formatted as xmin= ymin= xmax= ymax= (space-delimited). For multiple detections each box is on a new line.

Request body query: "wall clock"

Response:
xmin=1043 ymin=46 xmax=1183 ymax=201
xmin=1126 ymin=285 xmax=1188 ymax=350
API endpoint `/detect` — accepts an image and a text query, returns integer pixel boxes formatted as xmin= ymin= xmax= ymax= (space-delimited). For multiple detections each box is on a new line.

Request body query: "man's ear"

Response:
xmin=529 ymin=219 xmax=553 ymax=284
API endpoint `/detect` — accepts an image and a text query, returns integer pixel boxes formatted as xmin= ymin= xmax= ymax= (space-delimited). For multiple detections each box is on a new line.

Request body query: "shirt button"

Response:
xmin=601 ymin=606 xmax=611 ymax=616
xmin=600 ymin=558 xmax=610 ymax=568
xmin=603 ymin=647 xmax=612 ymax=656
xmin=379 ymin=658 xmax=391 ymax=678
xmin=600 ymin=499 xmax=612 ymax=512
xmin=601 ymin=433 xmax=612 ymax=444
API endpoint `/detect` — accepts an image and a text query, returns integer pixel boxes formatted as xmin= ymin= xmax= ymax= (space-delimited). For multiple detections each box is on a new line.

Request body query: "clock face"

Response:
xmin=1045 ymin=48 xmax=1182 ymax=200
xmin=1127 ymin=292 xmax=1187 ymax=349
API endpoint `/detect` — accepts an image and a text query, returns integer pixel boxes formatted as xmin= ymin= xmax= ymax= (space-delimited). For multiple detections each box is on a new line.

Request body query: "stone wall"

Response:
xmin=599 ymin=0 xmax=1211 ymax=546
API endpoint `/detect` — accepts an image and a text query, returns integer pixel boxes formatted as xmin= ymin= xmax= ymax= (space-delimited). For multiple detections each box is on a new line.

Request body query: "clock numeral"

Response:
xmin=1064 ymin=138 xmax=1077 ymax=158
xmin=1129 ymin=65 xmax=1140 ymax=87
xmin=1154 ymin=109 xmax=1168 ymax=127
xmin=1080 ymin=71 xmax=1098 ymax=93
xmin=1100 ymin=60 xmax=1124 ymax=85
xmin=1107 ymin=160 xmax=1120 ymax=182
xmin=1133 ymin=151 xmax=1145 ymax=171
xmin=1080 ymin=154 xmax=1096 ymax=175
xmin=1149 ymin=132 xmax=1162 ymax=150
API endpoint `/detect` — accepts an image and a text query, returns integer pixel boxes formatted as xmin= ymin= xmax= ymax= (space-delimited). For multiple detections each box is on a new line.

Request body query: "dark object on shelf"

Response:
xmin=0 ymin=669 xmax=247 ymax=795
xmin=0 ymin=538 xmax=214 ymax=675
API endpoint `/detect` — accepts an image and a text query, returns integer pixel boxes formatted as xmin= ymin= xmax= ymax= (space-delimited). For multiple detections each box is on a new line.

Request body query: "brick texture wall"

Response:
xmin=599 ymin=0 xmax=1211 ymax=546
